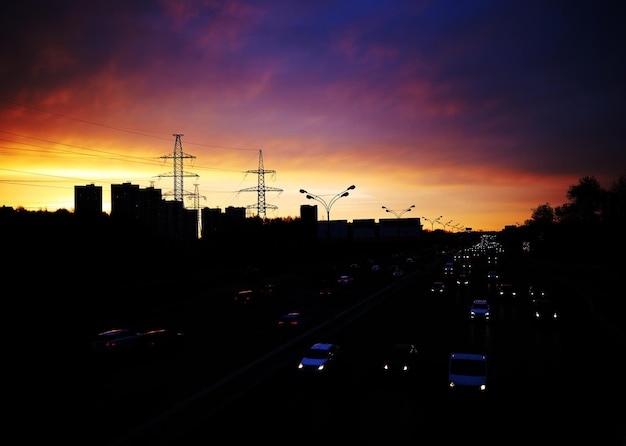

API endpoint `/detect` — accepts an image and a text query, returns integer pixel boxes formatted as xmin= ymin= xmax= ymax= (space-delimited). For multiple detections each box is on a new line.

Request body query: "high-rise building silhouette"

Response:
xmin=111 ymin=182 xmax=140 ymax=220
xmin=75 ymin=183 xmax=102 ymax=217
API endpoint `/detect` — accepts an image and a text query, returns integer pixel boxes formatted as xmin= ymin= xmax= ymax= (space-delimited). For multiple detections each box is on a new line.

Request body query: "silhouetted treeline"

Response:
xmin=513 ymin=174 xmax=626 ymax=265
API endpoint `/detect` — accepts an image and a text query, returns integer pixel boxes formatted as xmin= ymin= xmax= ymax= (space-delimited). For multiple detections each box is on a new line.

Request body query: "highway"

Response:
xmin=177 ymin=248 xmax=625 ymax=445
xmin=52 ymin=237 xmax=625 ymax=445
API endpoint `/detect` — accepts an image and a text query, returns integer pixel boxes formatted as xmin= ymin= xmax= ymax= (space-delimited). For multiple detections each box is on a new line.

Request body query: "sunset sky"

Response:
xmin=1 ymin=1 xmax=624 ymax=231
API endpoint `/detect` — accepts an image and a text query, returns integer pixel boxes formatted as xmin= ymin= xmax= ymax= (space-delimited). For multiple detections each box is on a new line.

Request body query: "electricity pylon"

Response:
xmin=158 ymin=133 xmax=199 ymax=202
xmin=238 ymin=149 xmax=283 ymax=219
xmin=187 ymin=182 xmax=206 ymax=236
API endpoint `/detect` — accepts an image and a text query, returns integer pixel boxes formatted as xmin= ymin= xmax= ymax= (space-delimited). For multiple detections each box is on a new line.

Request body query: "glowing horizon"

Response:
xmin=2 ymin=1 xmax=624 ymax=232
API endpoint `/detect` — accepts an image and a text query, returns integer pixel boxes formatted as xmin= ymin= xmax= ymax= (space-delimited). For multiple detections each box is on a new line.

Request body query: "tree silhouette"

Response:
xmin=527 ymin=203 xmax=554 ymax=227
xmin=607 ymin=174 xmax=626 ymax=224
xmin=563 ymin=175 xmax=605 ymax=223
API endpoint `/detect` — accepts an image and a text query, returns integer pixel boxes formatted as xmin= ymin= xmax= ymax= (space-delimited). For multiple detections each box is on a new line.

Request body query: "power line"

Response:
xmin=0 ymin=98 xmax=259 ymax=151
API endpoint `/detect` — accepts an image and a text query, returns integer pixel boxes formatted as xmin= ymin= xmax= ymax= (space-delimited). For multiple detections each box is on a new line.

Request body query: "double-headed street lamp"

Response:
xmin=382 ymin=204 xmax=415 ymax=237
xmin=422 ymin=215 xmax=442 ymax=231
xmin=300 ymin=185 xmax=356 ymax=239
xmin=381 ymin=204 xmax=415 ymax=218
xmin=439 ymin=219 xmax=454 ymax=232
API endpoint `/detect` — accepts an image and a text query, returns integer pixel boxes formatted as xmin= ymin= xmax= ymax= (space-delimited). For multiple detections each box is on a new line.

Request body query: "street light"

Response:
xmin=300 ymin=185 xmax=356 ymax=239
xmin=422 ymin=215 xmax=442 ymax=231
xmin=382 ymin=204 xmax=415 ymax=238
xmin=439 ymin=219 xmax=453 ymax=232
xmin=381 ymin=204 xmax=415 ymax=218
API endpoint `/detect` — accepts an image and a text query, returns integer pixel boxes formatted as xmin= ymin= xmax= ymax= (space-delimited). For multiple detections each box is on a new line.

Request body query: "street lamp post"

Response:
xmin=439 ymin=219 xmax=453 ymax=232
xmin=381 ymin=204 xmax=415 ymax=218
xmin=422 ymin=215 xmax=442 ymax=231
xmin=382 ymin=204 xmax=415 ymax=237
xmin=300 ymin=185 xmax=356 ymax=239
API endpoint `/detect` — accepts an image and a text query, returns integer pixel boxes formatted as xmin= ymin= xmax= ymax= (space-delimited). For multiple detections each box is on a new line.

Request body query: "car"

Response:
xmin=391 ymin=267 xmax=405 ymax=278
xmin=297 ymin=343 xmax=341 ymax=374
xmin=92 ymin=328 xmax=143 ymax=353
xmin=277 ymin=311 xmax=312 ymax=329
xmin=258 ymin=283 xmax=277 ymax=296
xmin=444 ymin=262 xmax=455 ymax=275
xmin=486 ymin=270 xmax=499 ymax=281
xmin=382 ymin=343 xmax=419 ymax=375
xmin=456 ymin=274 xmax=470 ymax=287
xmin=370 ymin=264 xmax=382 ymax=272
xmin=448 ymin=352 xmax=488 ymax=392
xmin=337 ymin=275 xmax=354 ymax=285
xmin=531 ymin=298 xmax=560 ymax=322
xmin=470 ymin=299 xmax=491 ymax=321
xmin=431 ymin=281 xmax=446 ymax=294
xmin=233 ymin=289 xmax=257 ymax=305
xmin=138 ymin=328 xmax=186 ymax=354
xmin=498 ymin=283 xmax=517 ymax=298
xmin=318 ymin=285 xmax=336 ymax=297
xmin=528 ymin=285 xmax=548 ymax=299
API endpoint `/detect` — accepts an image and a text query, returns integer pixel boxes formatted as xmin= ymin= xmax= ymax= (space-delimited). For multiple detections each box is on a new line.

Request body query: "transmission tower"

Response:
xmin=238 ymin=149 xmax=283 ymax=219
xmin=158 ymin=133 xmax=199 ymax=202
xmin=184 ymin=182 xmax=206 ymax=236
xmin=189 ymin=182 xmax=207 ymax=212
